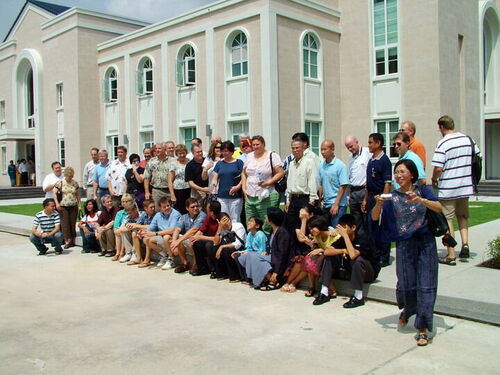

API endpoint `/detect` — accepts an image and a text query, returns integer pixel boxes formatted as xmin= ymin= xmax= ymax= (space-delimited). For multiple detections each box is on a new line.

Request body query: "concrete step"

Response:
xmin=0 ymin=187 xmax=45 ymax=200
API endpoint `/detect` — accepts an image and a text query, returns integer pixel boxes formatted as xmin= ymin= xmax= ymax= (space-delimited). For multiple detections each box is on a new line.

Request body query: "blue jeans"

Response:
xmin=80 ymin=228 xmax=100 ymax=252
xmin=396 ymin=228 xmax=438 ymax=331
xmin=30 ymin=232 xmax=64 ymax=253
xmin=324 ymin=205 xmax=348 ymax=228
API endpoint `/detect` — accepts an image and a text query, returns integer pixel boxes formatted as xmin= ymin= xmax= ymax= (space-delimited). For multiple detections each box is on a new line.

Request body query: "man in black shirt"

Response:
xmin=185 ymin=145 xmax=210 ymax=208
xmin=314 ymin=214 xmax=380 ymax=307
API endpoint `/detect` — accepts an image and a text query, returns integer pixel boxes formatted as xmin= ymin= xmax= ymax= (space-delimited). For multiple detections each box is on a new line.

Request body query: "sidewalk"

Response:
xmin=1 ymin=200 xmax=499 ymax=325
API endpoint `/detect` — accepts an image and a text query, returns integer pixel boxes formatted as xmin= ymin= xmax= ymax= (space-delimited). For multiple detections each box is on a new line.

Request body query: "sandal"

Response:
xmin=439 ymin=256 xmax=456 ymax=266
xmin=304 ymin=288 xmax=316 ymax=297
xmin=280 ymin=284 xmax=291 ymax=292
xmin=260 ymin=282 xmax=280 ymax=291
xmin=415 ymin=333 xmax=429 ymax=346
xmin=138 ymin=262 xmax=151 ymax=268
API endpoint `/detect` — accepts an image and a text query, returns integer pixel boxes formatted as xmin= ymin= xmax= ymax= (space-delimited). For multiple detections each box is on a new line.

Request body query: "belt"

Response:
xmin=350 ymin=185 xmax=365 ymax=192
xmin=152 ymin=187 xmax=169 ymax=191
xmin=289 ymin=193 xmax=309 ymax=200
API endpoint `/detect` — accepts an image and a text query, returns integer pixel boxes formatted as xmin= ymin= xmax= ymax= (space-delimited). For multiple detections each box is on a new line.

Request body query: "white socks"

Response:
xmin=354 ymin=290 xmax=363 ymax=300
xmin=321 ymin=285 xmax=329 ymax=296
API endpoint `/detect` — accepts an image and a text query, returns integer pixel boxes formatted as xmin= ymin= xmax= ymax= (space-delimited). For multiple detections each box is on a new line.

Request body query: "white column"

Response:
xmin=260 ymin=8 xmax=280 ymax=152
xmin=123 ymin=54 xmax=133 ymax=150
xmin=206 ymin=27 xmax=215 ymax=140
xmin=161 ymin=41 xmax=170 ymax=141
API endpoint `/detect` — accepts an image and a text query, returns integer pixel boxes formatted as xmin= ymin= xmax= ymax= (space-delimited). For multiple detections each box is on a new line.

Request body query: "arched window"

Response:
xmin=303 ymin=33 xmax=319 ymax=79
xmin=137 ymin=57 xmax=153 ymax=95
xmin=177 ymin=46 xmax=196 ymax=87
xmin=483 ymin=7 xmax=499 ymax=106
xmin=104 ymin=67 xmax=118 ymax=102
xmin=231 ymin=32 xmax=248 ymax=77
xmin=26 ymin=67 xmax=34 ymax=127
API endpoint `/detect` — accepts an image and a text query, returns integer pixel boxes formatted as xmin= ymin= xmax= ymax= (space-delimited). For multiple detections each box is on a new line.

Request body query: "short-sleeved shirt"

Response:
xmin=432 ymin=132 xmax=481 ymax=200
xmin=177 ymin=211 xmax=207 ymax=234
xmin=136 ymin=212 xmax=155 ymax=226
xmin=42 ymin=173 xmax=64 ymax=198
xmin=366 ymin=152 xmax=392 ymax=194
xmin=332 ymin=235 xmax=380 ymax=277
xmin=199 ymin=215 xmax=218 ymax=236
xmin=93 ymin=162 xmax=110 ymax=189
xmin=83 ymin=160 xmax=99 ymax=186
xmin=318 ymin=157 xmax=349 ymax=207
xmin=214 ymin=159 xmax=244 ymax=199
xmin=409 ymin=137 xmax=426 ymax=166
xmin=347 ymin=147 xmax=371 ymax=187
xmin=81 ymin=212 xmax=100 ymax=229
xmin=113 ymin=209 xmax=128 ymax=229
xmin=97 ymin=206 xmax=119 ymax=226
xmin=393 ymin=150 xmax=426 ymax=189
xmin=144 ymin=156 xmax=171 ymax=189
xmin=55 ymin=179 xmax=80 ymax=207
xmin=33 ymin=210 xmax=60 ymax=233
xmin=148 ymin=209 xmax=182 ymax=232
xmin=169 ymin=160 xmax=190 ymax=190
xmin=106 ymin=159 xmax=131 ymax=196
xmin=125 ymin=167 xmax=145 ymax=194
xmin=185 ymin=158 xmax=208 ymax=188
xmin=221 ymin=222 xmax=247 ymax=250
xmin=244 ymin=151 xmax=283 ymax=197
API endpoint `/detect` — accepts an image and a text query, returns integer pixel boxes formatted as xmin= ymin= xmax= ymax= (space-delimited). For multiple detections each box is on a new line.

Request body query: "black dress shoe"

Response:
xmin=210 ymin=272 xmax=217 ymax=279
xmin=98 ymin=251 xmax=107 ymax=257
xmin=459 ymin=244 xmax=470 ymax=259
xmin=313 ymin=293 xmax=331 ymax=306
xmin=343 ymin=296 xmax=365 ymax=308
xmin=191 ymin=271 xmax=209 ymax=277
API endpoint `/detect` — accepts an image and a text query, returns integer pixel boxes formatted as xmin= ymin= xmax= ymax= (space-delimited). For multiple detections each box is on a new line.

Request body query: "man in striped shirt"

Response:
xmin=30 ymin=198 xmax=64 ymax=255
xmin=432 ymin=115 xmax=481 ymax=265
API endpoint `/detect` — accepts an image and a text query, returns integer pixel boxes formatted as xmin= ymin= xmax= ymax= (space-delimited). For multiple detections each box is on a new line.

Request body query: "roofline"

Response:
xmin=41 ymin=6 xmax=151 ymax=30
xmin=3 ymin=1 xmax=54 ymax=42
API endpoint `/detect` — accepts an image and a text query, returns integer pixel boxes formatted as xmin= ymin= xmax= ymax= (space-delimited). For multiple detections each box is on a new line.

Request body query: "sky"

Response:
xmin=0 ymin=0 xmax=214 ymax=41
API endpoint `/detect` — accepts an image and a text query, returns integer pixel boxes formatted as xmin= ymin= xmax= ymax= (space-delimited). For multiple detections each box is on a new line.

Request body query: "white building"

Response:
xmin=0 ymin=0 xmax=498 ymax=186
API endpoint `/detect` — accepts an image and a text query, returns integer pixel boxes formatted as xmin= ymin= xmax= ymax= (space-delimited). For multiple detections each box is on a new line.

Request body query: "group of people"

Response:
xmin=7 ymin=158 xmax=35 ymax=186
xmin=30 ymin=114 xmax=482 ymax=347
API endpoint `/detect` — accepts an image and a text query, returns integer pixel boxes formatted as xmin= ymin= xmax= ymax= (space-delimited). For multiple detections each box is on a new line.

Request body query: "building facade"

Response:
xmin=0 ymin=0 xmax=498 ymax=186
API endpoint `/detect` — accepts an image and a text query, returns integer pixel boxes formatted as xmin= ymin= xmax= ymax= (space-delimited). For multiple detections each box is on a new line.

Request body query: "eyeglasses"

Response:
xmin=133 ymin=160 xmax=140 ymax=163
xmin=393 ymin=142 xmax=403 ymax=146
xmin=189 ymin=205 xmax=200 ymax=208
xmin=214 ymin=146 xmax=221 ymax=149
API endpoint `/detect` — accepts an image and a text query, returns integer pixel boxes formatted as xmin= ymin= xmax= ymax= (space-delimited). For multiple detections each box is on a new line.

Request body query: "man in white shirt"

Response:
xmin=344 ymin=135 xmax=371 ymax=235
xmin=42 ymin=161 xmax=64 ymax=198
xmin=107 ymin=145 xmax=131 ymax=206
xmin=432 ymin=115 xmax=481 ymax=265
xmin=82 ymin=148 xmax=99 ymax=199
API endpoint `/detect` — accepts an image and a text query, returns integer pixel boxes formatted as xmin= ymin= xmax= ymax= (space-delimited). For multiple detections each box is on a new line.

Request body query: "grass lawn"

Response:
xmin=0 ymin=201 xmax=499 ymax=228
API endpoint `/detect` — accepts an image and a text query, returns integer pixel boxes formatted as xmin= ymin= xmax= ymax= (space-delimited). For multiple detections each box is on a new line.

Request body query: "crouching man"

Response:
xmin=30 ymin=198 xmax=64 ymax=255
xmin=314 ymin=213 xmax=380 ymax=308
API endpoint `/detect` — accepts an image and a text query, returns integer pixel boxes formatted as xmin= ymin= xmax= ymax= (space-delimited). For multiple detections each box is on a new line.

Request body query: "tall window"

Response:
xmin=0 ymin=100 xmax=5 ymax=129
xmin=373 ymin=0 xmax=398 ymax=76
xmin=103 ymin=68 xmax=118 ymax=102
xmin=107 ymin=135 xmax=119 ymax=159
xmin=26 ymin=68 xmax=35 ymax=128
xmin=231 ymin=32 xmax=248 ymax=77
xmin=56 ymin=83 xmax=63 ymax=108
xmin=376 ymin=119 xmax=399 ymax=157
xmin=303 ymin=33 xmax=319 ymax=79
xmin=182 ymin=127 xmax=197 ymax=148
xmin=137 ymin=57 xmax=153 ymax=95
xmin=305 ymin=121 xmax=321 ymax=155
xmin=58 ymin=138 xmax=66 ymax=167
xmin=140 ymin=131 xmax=154 ymax=149
xmin=229 ymin=121 xmax=249 ymax=145
xmin=177 ymin=46 xmax=196 ymax=87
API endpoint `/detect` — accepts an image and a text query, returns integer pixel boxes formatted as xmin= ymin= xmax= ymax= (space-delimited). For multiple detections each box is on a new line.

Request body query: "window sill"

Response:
xmin=138 ymin=93 xmax=153 ymax=98
xmin=177 ymin=85 xmax=196 ymax=92
xmin=304 ymin=77 xmax=322 ymax=84
xmin=56 ymin=107 xmax=64 ymax=112
xmin=226 ymin=75 xmax=248 ymax=83
xmin=372 ymin=74 xmax=399 ymax=83
xmin=105 ymin=101 xmax=118 ymax=107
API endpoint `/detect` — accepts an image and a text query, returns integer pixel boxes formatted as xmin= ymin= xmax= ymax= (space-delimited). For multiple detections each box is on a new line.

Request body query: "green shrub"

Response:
xmin=487 ymin=236 xmax=500 ymax=267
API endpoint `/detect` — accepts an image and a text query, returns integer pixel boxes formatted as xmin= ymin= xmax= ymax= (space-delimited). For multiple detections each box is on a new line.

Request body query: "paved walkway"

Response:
xmin=0 ymin=231 xmax=499 ymax=375
xmin=0 ymin=198 xmax=499 ymax=325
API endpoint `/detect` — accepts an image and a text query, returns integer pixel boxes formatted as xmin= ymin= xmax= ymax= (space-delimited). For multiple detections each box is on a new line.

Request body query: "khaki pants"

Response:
xmin=99 ymin=229 xmax=116 ymax=252
xmin=152 ymin=188 xmax=170 ymax=210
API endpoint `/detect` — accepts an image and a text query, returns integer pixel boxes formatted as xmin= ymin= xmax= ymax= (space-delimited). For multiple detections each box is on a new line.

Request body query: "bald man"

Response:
xmin=344 ymin=136 xmax=371 ymax=234
xmin=400 ymin=121 xmax=426 ymax=166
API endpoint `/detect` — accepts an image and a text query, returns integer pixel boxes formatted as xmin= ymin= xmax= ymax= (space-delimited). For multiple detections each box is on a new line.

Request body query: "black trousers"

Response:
xmin=220 ymin=248 xmax=246 ymax=281
xmin=285 ymin=195 xmax=310 ymax=255
xmin=367 ymin=193 xmax=391 ymax=263
xmin=349 ymin=188 xmax=367 ymax=238
xmin=193 ymin=240 xmax=215 ymax=273
xmin=319 ymin=255 xmax=375 ymax=291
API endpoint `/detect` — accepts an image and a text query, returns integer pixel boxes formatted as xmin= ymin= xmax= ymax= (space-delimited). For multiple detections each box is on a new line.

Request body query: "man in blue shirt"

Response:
xmin=318 ymin=140 xmax=349 ymax=227
xmin=170 ymin=197 xmax=207 ymax=273
xmin=393 ymin=132 xmax=426 ymax=189
xmin=92 ymin=150 xmax=110 ymax=206
xmin=363 ymin=133 xmax=392 ymax=267
xmin=138 ymin=196 xmax=181 ymax=269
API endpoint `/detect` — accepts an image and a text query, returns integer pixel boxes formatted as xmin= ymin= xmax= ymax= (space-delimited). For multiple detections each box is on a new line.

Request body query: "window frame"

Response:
xmin=181 ymin=127 xmax=197 ymax=148
xmin=373 ymin=0 xmax=399 ymax=77
xmin=137 ymin=57 xmax=153 ymax=96
xmin=58 ymin=138 xmax=66 ymax=168
xmin=103 ymin=67 xmax=118 ymax=103
xmin=140 ymin=131 xmax=155 ymax=149
xmin=230 ymin=31 xmax=248 ymax=78
xmin=0 ymin=100 xmax=5 ymax=128
xmin=107 ymin=135 xmax=119 ymax=160
xmin=304 ymin=120 xmax=322 ymax=155
xmin=375 ymin=118 xmax=400 ymax=158
xmin=303 ymin=33 xmax=320 ymax=80
xmin=177 ymin=46 xmax=196 ymax=87
xmin=228 ymin=120 xmax=249 ymax=145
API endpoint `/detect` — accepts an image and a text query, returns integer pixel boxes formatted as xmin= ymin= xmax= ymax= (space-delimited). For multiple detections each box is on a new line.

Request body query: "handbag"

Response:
xmin=467 ymin=136 xmax=482 ymax=193
xmin=426 ymin=209 xmax=449 ymax=237
xmin=55 ymin=180 xmax=63 ymax=202
xmin=270 ymin=152 xmax=287 ymax=193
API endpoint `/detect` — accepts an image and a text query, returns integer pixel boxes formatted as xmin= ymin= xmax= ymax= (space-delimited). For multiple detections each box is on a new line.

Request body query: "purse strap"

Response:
xmin=270 ymin=152 xmax=275 ymax=177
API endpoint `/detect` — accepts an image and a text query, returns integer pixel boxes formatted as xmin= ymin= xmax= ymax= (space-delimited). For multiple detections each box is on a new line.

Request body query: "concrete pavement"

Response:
xmin=0 ymin=231 xmax=499 ymax=375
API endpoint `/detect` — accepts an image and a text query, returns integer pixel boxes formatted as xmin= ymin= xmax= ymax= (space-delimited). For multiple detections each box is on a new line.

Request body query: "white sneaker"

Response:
xmin=161 ymin=258 xmax=175 ymax=270
xmin=130 ymin=253 xmax=137 ymax=262
xmin=157 ymin=256 xmax=168 ymax=268
xmin=119 ymin=253 xmax=132 ymax=263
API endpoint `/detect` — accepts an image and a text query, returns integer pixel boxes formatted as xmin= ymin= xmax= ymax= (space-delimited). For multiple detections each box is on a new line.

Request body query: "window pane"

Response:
xmin=242 ymin=61 xmax=248 ymax=75
xmin=312 ymin=122 xmax=320 ymax=136
xmin=232 ymin=63 xmax=241 ymax=77
xmin=242 ymin=46 xmax=248 ymax=61
xmin=303 ymin=49 xmax=309 ymax=64
xmin=376 ymin=122 xmax=385 ymax=134
xmin=310 ymin=65 xmax=318 ymax=79
xmin=310 ymin=51 xmax=317 ymax=65
xmin=376 ymin=62 xmax=385 ymax=76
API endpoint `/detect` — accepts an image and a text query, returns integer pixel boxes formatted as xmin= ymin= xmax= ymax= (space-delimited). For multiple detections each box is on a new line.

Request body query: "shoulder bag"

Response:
xmin=467 ymin=135 xmax=482 ymax=193
xmin=270 ymin=152 xmax=287 ymax=193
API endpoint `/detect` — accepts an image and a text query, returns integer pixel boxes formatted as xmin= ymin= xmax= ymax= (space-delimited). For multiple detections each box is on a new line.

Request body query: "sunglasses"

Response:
xmin=189 ymin=205 xmax=200 ymax=208
xmin=393 ymin=142 xmax=403 ymax=146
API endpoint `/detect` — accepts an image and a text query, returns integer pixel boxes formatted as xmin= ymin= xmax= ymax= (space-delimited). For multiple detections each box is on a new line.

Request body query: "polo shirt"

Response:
xmin=33 ymin=210 xmax=60 ymax=233
xmin=318 ymin=157 xmax=349 ymax=207
xmin=42 ymin=173 xmax=64 ymax=198
xmin=93 ymin=161 xmax=110 ymax=189
xmin=177 ymin=211 xmax=207 ymax=234
xmin=148 ymin=209 xmax=182 ymax=232
xmin=366 ymin=152 xmax=392 ymax=194
xmin=82 ymin=160 xmax=99 ymax=186
xmin=409 ymin=137 xmax=426 ymax=166
xmin=393 ymin=150 xmax=426 ymax=189
xmin=97 ymin=206 xmax=119 ymax=226
xmin=199 ymin=216 xmax=218 ymax=236
xmin=347 ymin=147 xmax=371 ymax=187
xmin=185 ymin=158 xmax=208 ymax=187
xmin=286 ymin=154 xmax=318 ymax=203
xmin=432 ymin=132 xmax=481 ymax=200
xmin=137 ymin=212 xmax=155 ymax=226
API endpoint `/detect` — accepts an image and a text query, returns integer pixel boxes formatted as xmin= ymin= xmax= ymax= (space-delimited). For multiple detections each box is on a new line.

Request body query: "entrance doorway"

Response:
xmin=485 ymin=120 xmax=500 ymax=179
